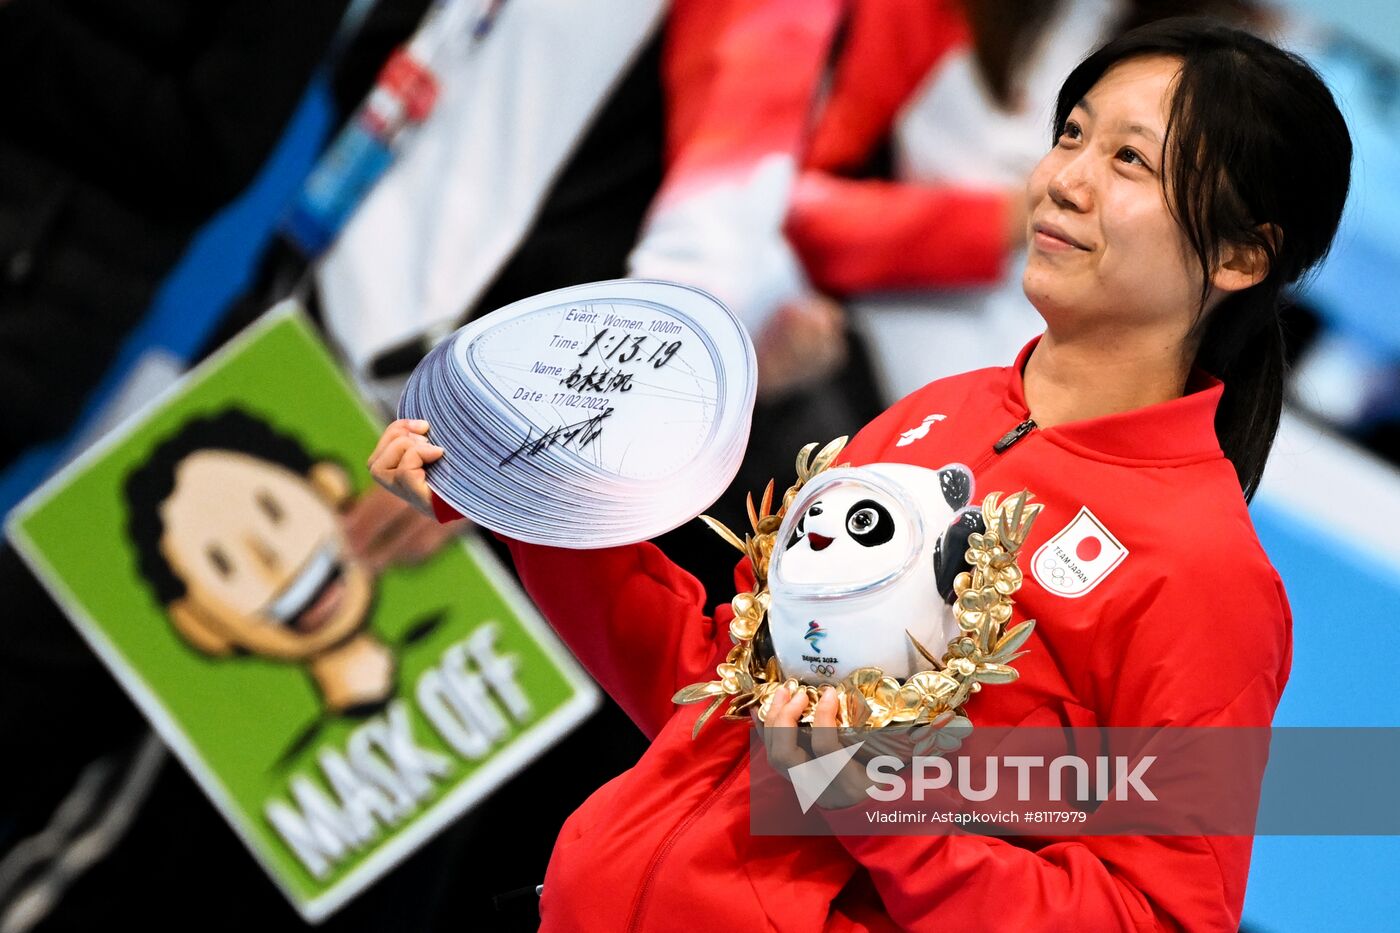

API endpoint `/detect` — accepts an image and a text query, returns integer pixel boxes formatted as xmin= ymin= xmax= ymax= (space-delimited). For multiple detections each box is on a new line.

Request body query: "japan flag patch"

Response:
xmin=1031 ymin=507 xmax=1128 ymax=598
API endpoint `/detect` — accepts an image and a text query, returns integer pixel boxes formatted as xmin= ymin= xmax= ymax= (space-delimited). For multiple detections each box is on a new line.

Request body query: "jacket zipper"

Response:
xmin=972 ymin=416 xmax=1037 ymax=473
xmin=625 ymin=753 xmax=748 ymax=932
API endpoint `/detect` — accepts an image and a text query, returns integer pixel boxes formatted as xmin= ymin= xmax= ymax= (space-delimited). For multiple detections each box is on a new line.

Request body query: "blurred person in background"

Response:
xmin=223 ymin=0 xmax=871 ymax=606
xmin=0 ymin=2 xmax=475 ymax=930
xmin=785 ymin=0 xmax=1258 ymax=405
xmin=0 ymin=0 xmax=859 ymax=927
xmin=221 ymin=2 xmax=865 ymax=924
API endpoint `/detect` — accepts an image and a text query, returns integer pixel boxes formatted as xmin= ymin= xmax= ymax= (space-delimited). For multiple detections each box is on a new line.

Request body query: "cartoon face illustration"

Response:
xmin=126 ymin=410 xmax=393 ymax=714
xmin=156 ymin=449 xmax=373 ymax=660
xmin=767 ymin=462 xmax=978 ymax=684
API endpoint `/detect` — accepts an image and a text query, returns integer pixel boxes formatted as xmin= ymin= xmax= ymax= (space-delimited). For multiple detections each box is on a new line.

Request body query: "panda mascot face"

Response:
xmin=767 ymin=462 xmax=981 ymax=685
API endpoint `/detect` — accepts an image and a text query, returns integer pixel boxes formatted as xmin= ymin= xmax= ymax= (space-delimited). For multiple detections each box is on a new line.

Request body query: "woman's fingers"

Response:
xmin=368 ymin=419 xmax=429 ymax=466
xmin=812 ymin=686 xmax=839 ymax=728
xmin=370 ymin=434 xmax=414 ymax=476
xmin=370 ymin=434 xmax=442 ymax=479
xmin=368 ymin=430 xmax=444 ymax=516
xmin=366 ymin=425 xmax=404 ymax=468
xmin=808 ymin=686 xmax=845 ymax=760
xmin=764 ymin=686 xmax=811 ymax=771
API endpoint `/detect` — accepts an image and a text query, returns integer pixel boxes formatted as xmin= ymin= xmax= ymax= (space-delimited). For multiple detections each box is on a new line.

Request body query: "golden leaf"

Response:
xmin=692 ymin=695 xmax=727 ymax=739
xmin=973 ymin=663 xmax=1020 ymax=684
xmin=794 ymin=442 xmax=819 ymax=480
xmin=948 ymin=678 xmax=975 ymax=709
xmin=810 ymin=436 xmax=848 ymax=475
xmin=907 ymin=631 xmax=946 ymax=670
xmin=991 ymin=620 xmax=1036 ymax=659
xmin=699 ymin=515 xmax=747 ymax=554
xmin=673 ymin=682 xmax=724 ymax=704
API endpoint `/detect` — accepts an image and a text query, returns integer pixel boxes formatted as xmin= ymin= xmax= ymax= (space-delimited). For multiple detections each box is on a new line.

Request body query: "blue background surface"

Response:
xmin=1243 ymin=502 xmax=1400 ymax=931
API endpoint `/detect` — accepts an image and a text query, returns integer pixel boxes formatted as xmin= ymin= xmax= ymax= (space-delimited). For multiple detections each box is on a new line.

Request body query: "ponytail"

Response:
xmin=1194 ymin=290 xmax=1286 ymax=502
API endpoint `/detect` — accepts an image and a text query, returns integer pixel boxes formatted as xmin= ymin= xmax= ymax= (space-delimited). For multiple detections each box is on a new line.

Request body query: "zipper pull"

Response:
xmin=993 ymin=418 xmax=1037 ymax=453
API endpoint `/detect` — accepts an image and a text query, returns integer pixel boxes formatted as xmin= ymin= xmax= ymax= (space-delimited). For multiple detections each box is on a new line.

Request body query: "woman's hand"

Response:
xmin=754 ymin=685 xmax=958 ymax=811
xmin=367 ymin=419 xmax=444 ymax=518
xmin=755 ymin=293 xmax=848 ymax=401
xmin=753 ymin=685 xmax=875 ymax=810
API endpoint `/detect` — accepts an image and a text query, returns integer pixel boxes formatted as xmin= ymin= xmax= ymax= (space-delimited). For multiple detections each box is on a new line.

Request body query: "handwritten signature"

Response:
xmin=500 ymin=408 xmax=614 ymax=467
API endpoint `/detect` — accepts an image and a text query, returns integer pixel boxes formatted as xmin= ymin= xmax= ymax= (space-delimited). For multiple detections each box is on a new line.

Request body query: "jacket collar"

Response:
xmin=1003 ymin=336 xmax=1225 ymax=464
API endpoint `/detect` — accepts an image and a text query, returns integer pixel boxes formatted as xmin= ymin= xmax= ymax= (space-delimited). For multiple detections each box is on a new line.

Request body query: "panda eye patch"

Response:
xmin=786 ymin=510 xmax=809 ymax=551
xmin=845 ymin=499 xmax=894 ymax=546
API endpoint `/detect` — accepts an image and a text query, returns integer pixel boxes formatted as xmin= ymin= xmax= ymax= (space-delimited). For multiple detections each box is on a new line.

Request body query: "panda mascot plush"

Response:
xmin=766 ymin=462 xmax=983 ymax=684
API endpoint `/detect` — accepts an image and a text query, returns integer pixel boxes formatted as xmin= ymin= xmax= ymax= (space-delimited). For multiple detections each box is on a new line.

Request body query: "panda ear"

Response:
xmin=938 ymin=465 xmax=973 ymax=512
xmin=934 ymin=508 xmax=986 ymax=603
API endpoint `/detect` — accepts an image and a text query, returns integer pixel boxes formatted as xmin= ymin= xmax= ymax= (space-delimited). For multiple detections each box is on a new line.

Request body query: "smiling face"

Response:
xmin=781 ymin=484 xmax=910 ymax=586
xmin=157 ymin=450 xmax=372 ymax=660
xmin=1022 ymin=55 xmax=1205 ymax=345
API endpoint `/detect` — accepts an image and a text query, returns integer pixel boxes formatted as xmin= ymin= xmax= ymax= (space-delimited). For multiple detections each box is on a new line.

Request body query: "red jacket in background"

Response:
xmin=485 ymin=339 xmax=1291 ymax=931
xmin=784 ymin=0 xmax=1013 ymax=296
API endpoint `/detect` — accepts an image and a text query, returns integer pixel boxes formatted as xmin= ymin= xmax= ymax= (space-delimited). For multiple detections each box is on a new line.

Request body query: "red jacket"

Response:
xmin=484 ymin=339 xmax=1291 ymax=931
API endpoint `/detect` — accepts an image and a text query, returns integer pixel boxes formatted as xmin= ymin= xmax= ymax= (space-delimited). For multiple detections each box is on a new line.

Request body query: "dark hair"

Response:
xmin=1054 ymin=18 xmax=1352 ymax=501
xmin=124 ymin=408 xmax=320 ymax=605
xmin=968 ymin=0 xmax=1257 ymax=107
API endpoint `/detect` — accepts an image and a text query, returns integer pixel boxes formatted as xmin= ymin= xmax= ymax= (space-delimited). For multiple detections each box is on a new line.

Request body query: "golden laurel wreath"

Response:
xmin=672 ymin=438 xmax=1043 ymax=739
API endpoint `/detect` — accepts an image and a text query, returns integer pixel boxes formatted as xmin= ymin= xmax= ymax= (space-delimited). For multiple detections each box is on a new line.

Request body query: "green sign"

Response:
xmin=5 ymin=306 xmax=599 ymax=922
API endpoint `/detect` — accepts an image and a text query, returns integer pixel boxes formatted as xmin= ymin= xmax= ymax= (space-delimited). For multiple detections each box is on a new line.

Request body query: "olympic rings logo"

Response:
xmin=809 ymin=662 xmax=836 ymax=677
xmin=1039 ymin=555 xmax=1069 ymax=584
